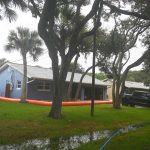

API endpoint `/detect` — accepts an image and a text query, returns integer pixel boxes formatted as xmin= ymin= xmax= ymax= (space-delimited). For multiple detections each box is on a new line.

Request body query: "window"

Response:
xmin=17 ymin=80 xmax=21 ymax=89
xmin=37 ymin=80 xmax=50 ymax=91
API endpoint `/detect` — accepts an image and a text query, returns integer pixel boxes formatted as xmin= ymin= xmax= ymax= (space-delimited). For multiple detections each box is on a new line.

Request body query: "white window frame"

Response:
xmin=37 ymin=80 xmax=50 ymax=91
xmin=16 ymin=80 xmax=22 ymax=89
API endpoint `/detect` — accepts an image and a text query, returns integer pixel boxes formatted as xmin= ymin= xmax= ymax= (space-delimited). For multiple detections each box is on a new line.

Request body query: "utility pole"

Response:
xmin=91 ymin=16 xmax=96 ymax=117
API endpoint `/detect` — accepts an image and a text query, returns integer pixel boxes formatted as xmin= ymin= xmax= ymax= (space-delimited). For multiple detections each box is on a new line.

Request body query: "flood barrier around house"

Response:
xmin=0 ymin=123 xmax=148 ymax=150
xmin=0 ymin=97 xmax=112 ymax=106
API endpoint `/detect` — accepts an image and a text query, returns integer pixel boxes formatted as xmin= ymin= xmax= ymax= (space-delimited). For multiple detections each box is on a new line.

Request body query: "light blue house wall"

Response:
xmin=0 ymin=66 xmax=23 ymax=98
xmin=0 ymin=64 xmax=108 ymax=100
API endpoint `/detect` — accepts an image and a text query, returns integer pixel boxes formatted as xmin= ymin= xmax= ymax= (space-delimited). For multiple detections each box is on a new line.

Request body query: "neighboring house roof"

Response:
xmin=103 ymin=79 xmax=150 ymax=90
xmin=125 ymin=81 xmax=150 ymax=90
xmin=0 ymin=62 xmax=108 ymax=86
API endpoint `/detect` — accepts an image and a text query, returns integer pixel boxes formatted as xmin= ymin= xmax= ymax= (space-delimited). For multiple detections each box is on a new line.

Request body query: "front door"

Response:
xmin=5 ymin=83 xmax=11 ymax=97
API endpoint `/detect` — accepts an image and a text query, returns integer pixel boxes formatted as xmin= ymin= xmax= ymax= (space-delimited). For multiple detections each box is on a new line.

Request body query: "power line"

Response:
xmin=9 ymin=50 xmax=48 ymax=63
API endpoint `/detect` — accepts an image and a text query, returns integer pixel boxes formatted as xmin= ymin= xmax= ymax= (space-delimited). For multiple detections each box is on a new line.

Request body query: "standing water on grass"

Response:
xmin=0 ymin=124 xmax=144 ymax=150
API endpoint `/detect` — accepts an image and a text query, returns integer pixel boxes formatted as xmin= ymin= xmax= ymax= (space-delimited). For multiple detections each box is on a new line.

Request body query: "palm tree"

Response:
xmin=0 ymin=58 xmax=7 ymax=67
xmin=5 ymin=27 xmax=44 ymax=102
xmin=0 ymin=0 xmax=27 ymax=22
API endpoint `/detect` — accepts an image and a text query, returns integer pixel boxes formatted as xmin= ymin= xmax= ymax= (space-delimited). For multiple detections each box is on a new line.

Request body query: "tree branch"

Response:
xmin=124 ymin=49 xmax=150 ymax=76
xmin=122 ymin=50 xmax=130 ymax=68
xmin=30 ymin=0 xmax=41 ymax=17
xmin=103 ymin=1 xmax=150 ymax=20
xmin=69 ymin=0 xmax=101 ymax=55
xmin=74 ymin=0 xmax=85 ymax=21
xmin=75 ymin=55 xmax=106 ymax=99
xmin=77 ymin=1 xmax=103 ymax=44
xmin=125 ymin=22 xmax=150 ymax=51
xmin=38 ymin=0 xmax=65 ymax=58
xmin=38 ymin=0 xmax=57 ymax=58
xmin=112 ymin=54 xmax=118 ymax=77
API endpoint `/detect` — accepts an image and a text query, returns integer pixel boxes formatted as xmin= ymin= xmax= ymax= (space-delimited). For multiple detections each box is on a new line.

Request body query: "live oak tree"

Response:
xmin=5 ymin=27 xmax=44 ymax=102
xmin=102 ymin=0 xmax=150 ymax=108
xmin=100 ymin=18 xmax=150 ymax=108
xmin=142 ymin=56 xmax=150 ymax=87
xmin=142 ymin=30 xmax=150 ymax=86
xmin=27 ymin=0 xmax=150 ymax=118
xmin=28 ymin=0 xmax=103 ymax=119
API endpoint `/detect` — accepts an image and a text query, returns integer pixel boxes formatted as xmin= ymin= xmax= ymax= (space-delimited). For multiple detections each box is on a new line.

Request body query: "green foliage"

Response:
xmin=96 ymin=29 xmax=114 ymax=57
xmin=95 ymin=73 xmax=107 ymax=80
xmin=27 ymin=0 xmax=150 ymax=117
xmin=129 ymin=0 xmax=150 ymax=17
xmin=68 ymin=62 xmax=84 ymax=73
xmin=5 ymin=27 xmax=44 ymax=102
xmin=59 ymin=62 xmax=84 ymax=73
xmin=126 ymin=70 xmax=150 ymax=87
xmin=5 ymin=27 xmax=44 ymax=61
xmin=127 ymin=71 xmax=148 ymax=82
xmin=88 ymin=72 xmax=107 ymax=80
xmin=104 ymin=0 xmax=150 ymax=17
xmin=53 ymin=0 xmax=91 ymax=53
xmin=141 ymin=28 xmax=150 ymax=86
xmin=0 ymin=0 xmax=27 ymax=21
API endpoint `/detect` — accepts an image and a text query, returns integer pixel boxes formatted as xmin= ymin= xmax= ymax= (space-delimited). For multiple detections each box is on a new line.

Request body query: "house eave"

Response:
xmin=31 ymin=77 xmax=108 ymax=87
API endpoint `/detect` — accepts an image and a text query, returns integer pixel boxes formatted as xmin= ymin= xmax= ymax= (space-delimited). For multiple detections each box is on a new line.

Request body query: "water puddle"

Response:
xmin=0 ymin=124 xmax=146 ymax=150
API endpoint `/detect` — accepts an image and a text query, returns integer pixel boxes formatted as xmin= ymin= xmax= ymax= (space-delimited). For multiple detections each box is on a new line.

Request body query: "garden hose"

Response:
xmin=100 ymin=130 xmax=120 ymax=150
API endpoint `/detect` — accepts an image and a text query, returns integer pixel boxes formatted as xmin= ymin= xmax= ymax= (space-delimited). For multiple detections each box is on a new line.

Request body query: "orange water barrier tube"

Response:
xmin=0 ymin=97 xmax=112 ymax=106
xmin=0 ymin=97 xmax=20 ymax=102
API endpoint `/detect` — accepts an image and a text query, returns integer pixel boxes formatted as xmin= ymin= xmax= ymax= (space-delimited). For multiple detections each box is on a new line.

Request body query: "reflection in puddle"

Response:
xmin=0 ymin=124 xmax=144 ymax=150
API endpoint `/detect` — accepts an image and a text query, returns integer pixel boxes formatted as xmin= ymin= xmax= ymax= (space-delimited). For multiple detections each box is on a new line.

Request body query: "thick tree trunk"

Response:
xmin=112 ymin=50 xmax=149 ymax=109
xmin=112 ymin=79 xmax=116 ymax=108
xmin=112 ymin=78 xmax=122 ymax=109
xmin=114 ymin=98 xmax=121 ymax=108
xmin=112 ymin=92 xmax=122 ymax=109
xmin=115 ymin=79 xmax=121 ymax=109
xmin=112 ymin=53 xmax=123 ymax=109
xmin=67 ymin=53 xmax=79 ymax=99
xmin=20 ymin=55 xmax=27 ymax=103
xmin=49 ymin=56 xmax=72 ymax=119
xmin=112 ymin=77 xmax=126 ymax=109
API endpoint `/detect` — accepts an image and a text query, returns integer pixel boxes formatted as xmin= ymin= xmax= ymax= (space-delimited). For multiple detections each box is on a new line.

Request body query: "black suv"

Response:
xmin=122 ymin=91 xmax=150 ymax=107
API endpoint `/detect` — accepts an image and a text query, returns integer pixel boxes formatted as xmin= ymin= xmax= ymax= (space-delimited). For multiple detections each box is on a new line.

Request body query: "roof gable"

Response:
xmin=0 ymin=62 xmax=108 ymax=86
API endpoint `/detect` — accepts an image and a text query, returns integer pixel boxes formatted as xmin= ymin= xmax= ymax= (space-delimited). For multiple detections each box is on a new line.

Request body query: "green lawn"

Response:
xmin=0 ymin=101 xmax=150 ymax=150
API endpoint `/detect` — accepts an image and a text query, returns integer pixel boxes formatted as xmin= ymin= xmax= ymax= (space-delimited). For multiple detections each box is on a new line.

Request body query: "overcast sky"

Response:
xmin=0 ymin=9 xmax=145 ymax=72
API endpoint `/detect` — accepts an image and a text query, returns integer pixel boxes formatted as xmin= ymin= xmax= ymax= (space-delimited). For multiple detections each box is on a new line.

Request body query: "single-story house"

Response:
xmin=0 ymin=62 xmax=109 ymax=101
xmin=104 ymin=79 xmax=150 ymax=99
